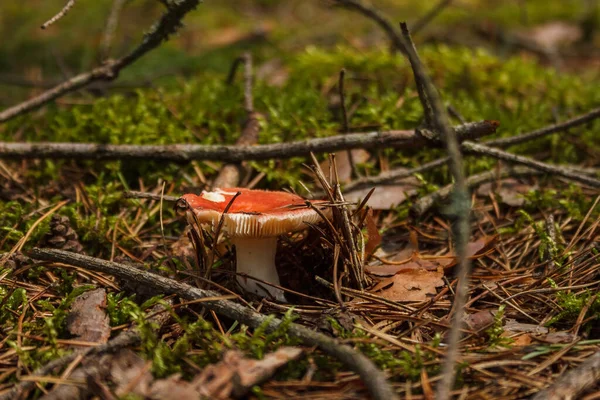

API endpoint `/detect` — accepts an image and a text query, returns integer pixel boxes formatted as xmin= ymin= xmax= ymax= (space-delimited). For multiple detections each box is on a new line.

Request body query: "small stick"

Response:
xmin=41 ymin=0 xmax=76 ymax=30
xmin=462 ymin=141 xmax=600 ymax=188
xmin=486 ymin=106 xmax=600 ymax=148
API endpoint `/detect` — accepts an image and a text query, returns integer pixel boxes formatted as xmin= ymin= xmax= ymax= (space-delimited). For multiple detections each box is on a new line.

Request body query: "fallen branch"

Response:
xmin=486 ymin=106 xmax=600 ymax=148
xmin=340 ymin=105 xmax=600 ymax=194
xmin=0 ymin=0 xmax=202 ymax=123
xmin=531 ymin=350 xmax=600 ymax=400
xmin=411 ymin=166 xmax=542 ymax=216
xmin=462 ymin=141 xmax=600 ymax=188
xmin=28 ymin=248 xmax=399 ymax=400
xmin=0 ymin=120 xmax=498 ymax=162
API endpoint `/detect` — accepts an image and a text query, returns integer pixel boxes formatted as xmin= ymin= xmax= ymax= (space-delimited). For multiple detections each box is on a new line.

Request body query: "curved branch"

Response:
xmin=28 ymin=247 xmax=399 ymax=400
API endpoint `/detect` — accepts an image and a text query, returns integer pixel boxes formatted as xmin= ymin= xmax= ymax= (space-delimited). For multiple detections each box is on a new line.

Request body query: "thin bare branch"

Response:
xmin=101 ymin=0 xmax=128 ymax=59
xmin=41 ymin=0 xmax=76 ymax=30
xmin=0 ymin=120 xmax=498 ymax=162
xmin=0 ymin=0 xmax=202 ymax=123
xmin=462 ymin=141 xmax=600 ymax=188
xmin=486 ymin=106 xmax=600 ymax=147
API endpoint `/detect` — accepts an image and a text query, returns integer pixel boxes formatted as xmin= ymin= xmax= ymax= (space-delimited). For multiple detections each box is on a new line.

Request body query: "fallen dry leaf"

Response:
xmin=508 ymin=333 xmax=533 ymax=347
xmin=66 ymin=288 xmax=110 ymax=346
xmin=366 ymin=259 xmax=439 ymax=277
xmin=364 ymin=208 xmax=382 ymax=256
xmin=108 ymin=348 xmax=303 ymax=400
xmin=367 ymin=236 xmax=497 ymax=276
xmin=194 ymin=347 xmax=303 ymax=399
xmin=477 ymin=178 xmax=535 ymax=207
xmin=345 ymin=179 xmax=420 ymax=210
xmin=109 ymin=350 xmax=154 ymax=397
xmin=369 ymin=269 xmax=444 ymax=301
xmin=464 ymin=310 xmax=495 ymax=331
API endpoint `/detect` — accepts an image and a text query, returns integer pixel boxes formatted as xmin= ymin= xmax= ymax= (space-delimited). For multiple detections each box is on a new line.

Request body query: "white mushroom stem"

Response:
xmin=231 ymin=237 xmax=286 ymax=302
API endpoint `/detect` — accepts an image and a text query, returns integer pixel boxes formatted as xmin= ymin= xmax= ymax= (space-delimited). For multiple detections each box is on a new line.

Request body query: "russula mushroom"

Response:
xmin=178 ymin=188 xmax=331 ymax=301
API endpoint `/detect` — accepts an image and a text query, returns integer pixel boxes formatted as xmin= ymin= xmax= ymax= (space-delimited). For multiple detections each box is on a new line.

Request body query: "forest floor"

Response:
xmin=1 ymin=1 xmax=600 ymax=399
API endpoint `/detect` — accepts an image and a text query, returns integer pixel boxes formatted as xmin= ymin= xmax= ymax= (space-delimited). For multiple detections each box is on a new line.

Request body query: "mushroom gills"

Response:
xmin=232 ymin=236 xmax=286 ymax=302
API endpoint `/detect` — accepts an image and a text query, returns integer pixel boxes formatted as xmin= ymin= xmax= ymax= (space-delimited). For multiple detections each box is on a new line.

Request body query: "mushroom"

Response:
xmin=178 ymin=188 xmax=331 ymax=301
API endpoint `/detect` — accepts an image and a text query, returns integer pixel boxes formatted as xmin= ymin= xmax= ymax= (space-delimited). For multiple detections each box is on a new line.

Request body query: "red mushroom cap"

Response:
xmin=181 ymin=188 xmax=330 ymax=238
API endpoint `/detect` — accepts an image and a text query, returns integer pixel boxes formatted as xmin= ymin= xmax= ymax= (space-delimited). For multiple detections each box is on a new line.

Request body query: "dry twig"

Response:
xmin=41 ymin=0 xmax=77 ymax=30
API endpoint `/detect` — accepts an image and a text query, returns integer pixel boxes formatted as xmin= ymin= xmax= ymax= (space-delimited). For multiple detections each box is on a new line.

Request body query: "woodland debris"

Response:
xmin=476 ymin=178 xmax=535 ymax=207
xmin=42 ymin=214 xmax=83 ymax=253
xmin=66 ymin=288 xmax=111 ymax=346
xmin=369 ymin=268 xmax=444 ymax=302
xmin=344 ymin=175 xmax=420 ymax=210
xmin=108 ymin=347 xmax=303 ymax=400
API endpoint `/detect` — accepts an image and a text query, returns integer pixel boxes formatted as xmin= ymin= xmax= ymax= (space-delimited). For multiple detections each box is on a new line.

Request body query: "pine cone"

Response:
xmin=5 ymin=253 xmax=32 ymax=270
xmin=42 ymin=215 xmax=84 ymax=253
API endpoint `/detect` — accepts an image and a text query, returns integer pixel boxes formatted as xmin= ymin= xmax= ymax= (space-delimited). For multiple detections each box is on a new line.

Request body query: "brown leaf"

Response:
xmin=66 ymin=288 xmax=110 ymax=346
xmin=369 ymin=269 xmax=444 ymax=301
xmin=345 ymin=179 xmax=420 ymax=210
xmin=193 ymin=347 xmax=303 ymax=399
xmin=366 ymin=260 xmax=439 ymax=277
xmin=149 ymin=375 xmax=199 ymax=400
xmin=364 ymin=208 xmax=382 ymax=256
xmin=464 ymin=310 xmax=495 ymax=331
xmin=477 ymin=178 xmax=534 ymax=207
xmin=465 ymin=235 xmax=498 ymax=259
xmin=510 ymin=333 xmax=533 ymax=347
